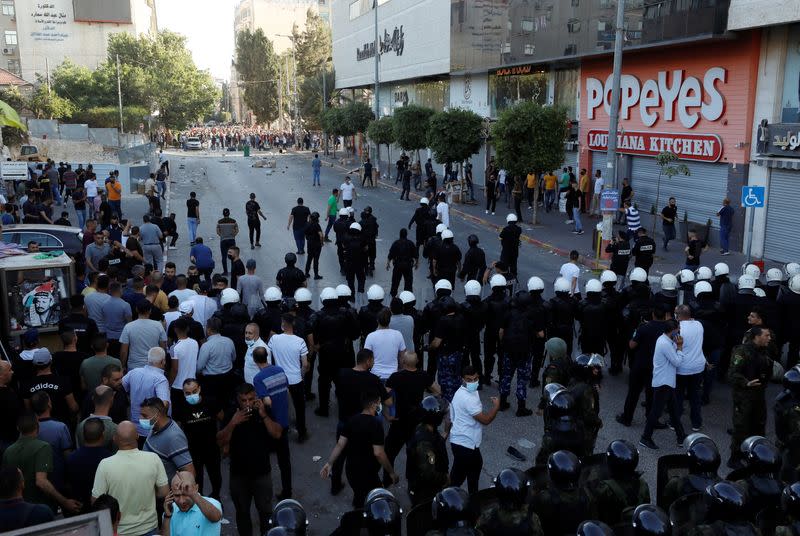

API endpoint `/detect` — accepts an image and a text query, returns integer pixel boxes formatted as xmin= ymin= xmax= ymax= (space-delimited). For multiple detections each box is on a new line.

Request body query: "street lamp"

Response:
xmin=277 ymin=33 xmax=300 ymax=147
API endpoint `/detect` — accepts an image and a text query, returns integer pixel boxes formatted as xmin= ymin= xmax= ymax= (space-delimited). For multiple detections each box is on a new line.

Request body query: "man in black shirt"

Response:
xmin=287 ymin=197 xmax=311 ymax=255
xmin=499 ymin=214 xmax=522 ymax=277
xmin=80 ymin=364 xmax=129 ymax=425
xmin=616 ymin=178 xmax=633 ymax=224
xmin=245 ymin=192 xmax=267 ymax=249
xmin=217 ymin=383 xmax=282 ymax=536
xmin=186 ymin=192 xmax=200 ymax=245
xmin=59 ymin=295 xmax=99 ymax=355
xmin=631 ymin=228 xmax=657 ymax=273
xmin=362 ymin=158 xmax=374 ymax=188
xmin=276 ymin=253 xmax=307 ymax=298
xmin=459 ymin=234 xmax=487 ymax=283
xmin=320 ymin=391 xmax=398 ymax=507
xmin=21 ymin=349 xmax=79 ymax=427
xmin=52 ymin=330 xmax=89 ymax=404
xmin=432 ymin=230 xmax=462 ymax=288
xmin=387 ymin=228 xmax=418 ymax=296
xmin=161 ymin=212 xmax=179 ymax=249
xmin=660 ymin=197 xmax=678 ymax=251
xmin=228 ymin=246 xmax=245 ymax=290
xmin=429 ymin=297 xmax=466 ymax=401
xmin=605 ymin=231 xmax=632 ymax=285
xmin=177 ymin=379 xmax=222 ymax=500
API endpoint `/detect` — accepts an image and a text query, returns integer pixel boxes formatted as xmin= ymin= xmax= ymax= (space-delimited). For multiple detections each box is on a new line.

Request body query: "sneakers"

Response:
xmin=314 ymin=275 xmax=323 ymax=280
xmin=721 ymin=251 xmax=730 ymax=256
xmin=168 ymin=246 xmax=177 ymax=250
xmin=516 ymin=405 xmax=533 ymax=417
xmin=615 ymin=414 xmax=631 ymax=427
xmin=565 ymin=220 xmax=574 ymax=224
xmin=577 ymin=230 xmax=584 ymax=235
xmin=485 ymin=210 xmax=489 ymax=214
xmin=639 ymin=437 xmax=659 ymax=450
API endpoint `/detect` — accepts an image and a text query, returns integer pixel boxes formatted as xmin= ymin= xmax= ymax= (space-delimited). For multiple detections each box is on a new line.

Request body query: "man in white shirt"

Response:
xmin=167 ymin=275 xmax=197 ymax=304
xmin=186 ymin=281 xmax=217 ymax=329
xmin=339 ymin=176 xmax=356 ymax=208
xmin=364 ymin=309 xmax=406 ymax=381
xmin=445 ymin=365 xmax=500 ymax=494
xmin=267 ymin=313 xmax=309 ymax=441
xmin=168 ymin=317 xmax=199 ymax=418
xmin=436 ymin=192 xmax=450 ymax=228
xmin=243 ymin=323 xmax=269 ymax=384
xmin=674 ymin=305 xmax=706 ymax=432
xmin=591 ymin=170 xmax=604 ymax=215
xmin=559 ymin=250 xmax=582 ymax=296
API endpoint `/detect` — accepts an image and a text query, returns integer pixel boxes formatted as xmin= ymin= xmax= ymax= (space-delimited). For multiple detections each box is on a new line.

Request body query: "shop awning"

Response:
xmin=754 ymin=157 xmax=800 ymax=170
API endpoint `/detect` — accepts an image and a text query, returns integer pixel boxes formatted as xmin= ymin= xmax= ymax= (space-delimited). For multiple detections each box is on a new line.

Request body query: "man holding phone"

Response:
xmin=639 ymin=320 xmax=687 ymax=450
xmin=726 ymin=326 xmax=772 ymax=469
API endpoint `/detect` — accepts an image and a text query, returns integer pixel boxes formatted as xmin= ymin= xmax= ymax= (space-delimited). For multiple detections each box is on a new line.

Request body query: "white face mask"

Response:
xmin=245 ymin=339 xmax=256 ymax=348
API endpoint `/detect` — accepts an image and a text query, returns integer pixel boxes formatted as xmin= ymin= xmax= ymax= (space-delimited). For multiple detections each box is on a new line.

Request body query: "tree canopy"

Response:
xmin=294 ymin=10 xmax=332 ymax=130
xmin=393 ymin=104 xmax=435 ymax=155
xmin=235 ymin=28 xmax=281 ymax=125
xmin=342 ymin=102 xmax=374 ymax=137
xmin=492 ymin=101 xmax=568 ymax=177
xmin=427 ymin=108 xmax=483 ymax=164
xmin=367 ymin=116 xmax=395 ymax=148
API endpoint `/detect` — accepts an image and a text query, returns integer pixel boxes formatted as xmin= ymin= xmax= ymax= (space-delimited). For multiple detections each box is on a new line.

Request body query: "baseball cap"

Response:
xmin=32 ymin=348 xmax=52 ymax=365
xmin=179 ymin=301 xmax=194 ymax=314
xmin=22 ymin=328 xmax=39 ymax=345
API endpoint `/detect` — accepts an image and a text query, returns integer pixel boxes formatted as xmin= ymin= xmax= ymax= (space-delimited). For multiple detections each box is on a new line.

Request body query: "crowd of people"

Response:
xmin=153 ymin=125 xmax=328 ymax=153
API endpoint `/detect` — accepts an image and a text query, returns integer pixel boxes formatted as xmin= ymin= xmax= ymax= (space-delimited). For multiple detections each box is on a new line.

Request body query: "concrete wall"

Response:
xmin=27 ymin=119 xmax=59 ymax=139
xmin=88 ymin=128 xmax=119 ymax=147
xmin=59 ymin=123 xmax=89 ymax=141
xmin=25 ymin=119 xmax=141 ymax=148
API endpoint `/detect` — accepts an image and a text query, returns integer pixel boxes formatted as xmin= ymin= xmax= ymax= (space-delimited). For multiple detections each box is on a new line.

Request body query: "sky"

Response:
xmin=156 ymin=0 xmax=238 ymax=81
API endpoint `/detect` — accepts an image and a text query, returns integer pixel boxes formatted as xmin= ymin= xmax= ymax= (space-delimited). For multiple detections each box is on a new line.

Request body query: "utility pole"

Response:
xmin=373 ymin=0 xmax=380 ymax=171
xmin=278 ymin=71 xmax=283 ymax=131
xmin=116 ymin=54 xmax=124 ymax=132
xmin=601 ymin=0 xmax=626 ymax=246
xmin=292 ymin=42 xmax=298 ymax=147
xmin=322 ymin=60 xmax=328 ymax=155
xmin=45 ymin=57 xmax=51 ymax=95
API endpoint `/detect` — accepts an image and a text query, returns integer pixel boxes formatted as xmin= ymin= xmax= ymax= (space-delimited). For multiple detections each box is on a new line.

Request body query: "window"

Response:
xmin=4 ymin=30 xmax=16 ymax=45
xmin=1 ymin=3 xmax=14 ymax=16
xmin=782 ymin=24 xmax=800 ymax=122
xmin=501 ymin=42 xmax=511 ymax=54
xmin=7 ymin=59 xmax=19 ymax=75
xmin=521 ymin=19 xmax=534 ymax=32
xmin=14 ymin=232 xmax=63 ymax=248
xmin=524 ymin=44 xmax=535 ymax=55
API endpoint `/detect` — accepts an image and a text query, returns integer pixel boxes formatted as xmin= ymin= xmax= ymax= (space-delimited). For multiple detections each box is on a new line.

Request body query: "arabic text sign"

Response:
xmin=600 ymin=188 xmax=619 ymax=213
xmin=758 ymin=122 xmax=800 ymax=157
xmin=587 ymin=129 xmax=723 ymax=162
xmin=2 ymin=161 xmax=29 ymax=181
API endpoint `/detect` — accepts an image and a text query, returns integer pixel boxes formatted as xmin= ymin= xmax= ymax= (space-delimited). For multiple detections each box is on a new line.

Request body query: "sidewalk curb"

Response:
xmin=295 ymin=151 xmax=609 ymax=273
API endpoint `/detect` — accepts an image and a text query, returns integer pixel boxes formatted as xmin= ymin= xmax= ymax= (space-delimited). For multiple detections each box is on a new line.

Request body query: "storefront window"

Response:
xmin=554 ymin=68 xmax=579 ymax=120
xmin=489 ymin=71 xmax=548 ymax=117
xmin=416 ymin=80 xmax=449 ymax=111
xmin=782 ymin=24 xmax=800 ymax=123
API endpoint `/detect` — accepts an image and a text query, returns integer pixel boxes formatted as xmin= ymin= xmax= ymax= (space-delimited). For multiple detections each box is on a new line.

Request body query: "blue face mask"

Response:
xmin=465 ymin=381 xmax=480 ymax=392
xmin=138 ymin=417 xmax=154 ymax=431
xmin=376 ymin=403 xmax=383 ymax=415
xmin=185 ymin=393 xmax=201 ymax=405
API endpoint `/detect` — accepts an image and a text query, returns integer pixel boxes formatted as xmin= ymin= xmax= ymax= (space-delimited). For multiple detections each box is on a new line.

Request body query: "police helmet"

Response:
xmin=464 ymin=280 xmax=481 ymax=297
xmin=630 ymin=267 xmax=648 ymax=283
xmin=754 ymin=288 xmax=766 ymax=298
xmin=678 ymin=269 xmax=695 ymax=284
xmin=363 ymin=488 xmax=401 ymax=534
xmin=280 ymin=297 xmax=297 ymax=313
xmin=714 ymin=262 xmax=730 ymax=277
xmin=435 ymin=279 xmax=453 ymax=293
xmin=577 ymin=520 xmax=615 ymax=536
xmin=347 ymin=206 xmax=355 ymax=215
xmin=431 ymin=487 xmax=471 ymax=528
xmin=441 ymin=229 xmax=454 ymax=240
xmin=527 ymin=276 xmax=544 ymax=291
xmin=468 ymin=234 xmax=479 ymax=247
xmin=420 ymin=197 xmax=429 ymax=205
xmin=744 ymin=263 xmax=762 ymax=279
xmin=544 ymin=382 xmax=568 ymax=404
xmin=493 ymin=468 xmax=530 ymax=506
xmin=600 ymin=270 xmax=617 ymax=285
xmin=506 ymin=213 xmax=518 ymax=223
xmin=606 ymin=439 xmax=640 ymax=478
xmin=285 ymin=252 xmax=297 ymax=266
xmin=435 ymin=223 xmax=447 ymax=234
xmin=573 ymin=353 xmax=604 ymax=383
xmin=264 ymin=287 xmax=282 ymax=303
xmin=704 ymin=481 xmax=748 ymax=521
xmin=781 ymin=481 xmax=800 ymax=518
xmin=790 ymin=274 xmax=800 ymax=295
xmin=349 ymin=222 xmax=362 ymax=232
xmin=660 ymin=273 xmax=678 ymax=292
xmin=741 ymin=436 xmax=781 ymax=474
xmin=320 ymin=287 xmax=338 ymax=302
xmin=547 ymin=450 xmax=581 ymax=489
xmin=490 ymin=274 xmax=508 ymax=289
xmin=585 ymin=279 xmax=602 ymax=294
xmin=335 ymin=284 xmax=352 ymax=298
xmin=693 ymin=281 xmax=713 ymax=298
xmin=786 ymin=262 xmax=800 ymax=279
xmin=419 ymin=395 xmax=448 ymax=427
xmin=631 ymin=504 xmax=670 ymax=536
xmin=683 ymin=433 xmax=721 ymax=475
xmin=783 ymin=365 xmax=800 ymax=396
xmin=554 ymin=277 xmax=571 ymax=293
xmin=266 ymin=528 xmax=289 ymax=536
xmin=398 ymin=290 xmax=415 ymax=305
xmin=270 ymin=499 xmax=308 ymax=534
xmin=367 ymin=284 xmax=385 ymax=301
xmin=294 ymin=288 xmax=312 ymax=303
xmin=338 ymin=208 xmax=349 ymax=217
xmin=220 ymin=288 xmax=240 ymax=306
xmin=738 ymin=274 xmax=756 ymax=290
xmin=695 ymin=266 xmax=713 ymax=281
xmin=767 ymin=268 xmax=784 ymax=285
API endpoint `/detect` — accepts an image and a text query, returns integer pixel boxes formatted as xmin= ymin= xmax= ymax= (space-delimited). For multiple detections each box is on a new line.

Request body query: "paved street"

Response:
xmin=151 ymin=149 xmax=781 ymax=535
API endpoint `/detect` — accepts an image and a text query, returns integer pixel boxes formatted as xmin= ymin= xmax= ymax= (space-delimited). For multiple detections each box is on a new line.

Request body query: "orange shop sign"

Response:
xmin=587 ymin=129 xmax=723 ymax=163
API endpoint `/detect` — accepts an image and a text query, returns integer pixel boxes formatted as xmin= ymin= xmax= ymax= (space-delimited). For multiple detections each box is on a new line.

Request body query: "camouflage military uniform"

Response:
xmin=406 ymin=424 xmax=449 ymax=506
xmin=499 ymin=351 xmax=533 ymax=401
xmin=586 ymin=475 xmax=651 ymax=526
xmin=774 ymin=521 xmax=800 ymax=536
xmin=569 ymin=381 xmax=602 ymax=455
xmin=475 ymin=503 xmax=543 ymax=536
xmin=662 ymin=474 xmax=719 ymax=512
xmin=728 ymin=343 xmax=770 ymax=465
xmin=775 ymin=390 xmax=800 ymax=482
xmin=530 ymin=487 xmax=590 ymax=535
xmin=537 ymin=343 xmax=571 ymax=410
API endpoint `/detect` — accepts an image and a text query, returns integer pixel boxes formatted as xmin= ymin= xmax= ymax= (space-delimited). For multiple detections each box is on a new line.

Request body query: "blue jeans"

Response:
xmin=293 ymin=228 xmax=305 ymax=253
xmin=545 ymin=189 xmax=556 ymax=212
xmin=109 ymin=200 xmax=121 ymax=218
xmin=187 ymin=217 xmax=198 ymax=243
xmin=324 ymin=215 xmax=335 ymax=238
xmin=719 ymin=225 xmax=731 ymax=252
xmin=75 ymin=208 xmax=86 ymax=230
xmin=675 ymin=372 xmax=703 ymax=429
xmin=156 ymin=181 xmax=166 ymax=198
xmin=51 ymin=183 xmax=62 ymax=205
xmin=574 ymin=211 xmax=583 ymax=232
xmin=312 ymin=169 xmax=321 ymax=186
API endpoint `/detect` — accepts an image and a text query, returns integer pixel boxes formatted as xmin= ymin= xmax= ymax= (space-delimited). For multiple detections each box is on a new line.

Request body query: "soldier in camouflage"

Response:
xmin=776 ymin=366 xmax=800 ymax=483
xmin=530 ymin=450 xmax=591 ymax=535
xmin=585 ymin=439 xmax=650 ymax=526
xmin=537 ymin=337 xmax=570 ymax=412
xmin=475 ymin=468 xmax=542 ymax=536
xmin=406 ymin=395 xmax=450 ymax=506
xmin=687 ymin=481 xmax=760 ymax=536
xmin=775 ymin=481 xmax=800 ymax=536
xmin=661 ymin=433 xmax=721 ymax=511
xmin=535 ymin=385 xmax=585 ymax=464
xmin=569 ymin=353 xmax=604 ymax=455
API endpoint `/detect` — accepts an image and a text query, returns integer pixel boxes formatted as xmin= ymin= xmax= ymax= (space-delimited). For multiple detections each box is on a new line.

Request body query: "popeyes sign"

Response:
xmin=586 ymin=67 xmax=727 ymax=129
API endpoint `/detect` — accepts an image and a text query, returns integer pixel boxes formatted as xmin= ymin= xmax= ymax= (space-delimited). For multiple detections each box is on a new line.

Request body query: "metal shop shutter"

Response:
xmin=561 ymin=151 xmax=578 ymax=173
xmin=630 ymin=157 xmax=728 ymax=227
xmin=764 ymin=169 xmax=800 ymax=263
xmin=590 ymin=151 xmax=607 ymax=179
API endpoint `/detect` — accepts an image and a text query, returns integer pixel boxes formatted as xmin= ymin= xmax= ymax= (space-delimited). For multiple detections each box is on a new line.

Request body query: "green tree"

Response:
xmin=393 ymin=104 xmax=435 ymax=162
xmin=235 ymin=28 xmax=280 ymax=125
xmin=0 ymin=97 xmax=26 ymax=149
xmin=294 ymin=10 xmax=332 ymax=130
xmin=321 ymin=107 xmax=346 ymax=157
xmin=342 ymin=102 xmax=373 ymax=138
xmin=367 ymin=116 xmax=395 ymax=166
xmin=298 ymin=68 xmax=334 ymax=130
xmin=492 ymin=101 xmax=568 ymax=223
xmin=427 ymin=108 xmax=483 ymax=173
xmin=27 ymin=84 xmax=76 ymax=120
xmin=652 ymin=150 xmax=691 ymax=234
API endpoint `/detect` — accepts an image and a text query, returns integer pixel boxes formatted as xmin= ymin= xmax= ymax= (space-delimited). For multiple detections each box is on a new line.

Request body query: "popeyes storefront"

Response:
xmin=580 ymin=31 xmax=761 ymax=240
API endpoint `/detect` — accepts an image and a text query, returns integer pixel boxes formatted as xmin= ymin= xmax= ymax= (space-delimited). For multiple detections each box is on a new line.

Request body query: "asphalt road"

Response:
xmin=156 ymin=149 xmax=783 ymax=535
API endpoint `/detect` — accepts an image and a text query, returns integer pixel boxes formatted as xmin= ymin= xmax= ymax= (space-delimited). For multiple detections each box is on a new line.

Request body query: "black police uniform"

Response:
xmin=576 ymin=293 xmax=609 ymax=355
xmin=483 ymin=288 xmax=509 ymax=384
xmin=276 ymin=265 xmax=307 ymax=298
xmin=460 ymin=295 xmax=487 ymax=374
xmin=409 ymin=205 xmax=435 ymax=252
xmin=358 ymin=301 xmax=384 ymax=346
xmin=631 ymin=234 xmax=657 ymax=272
xmin=548 ymin=292 xmax=577 ymax=357
xmin=308 ymin=303 xmax=359 ymax=415
xmin=601 ymin=284 xmax=626 ymax=374
xmin=333 ymin=215 xmax=351 ymax=274
xmin=778 ymin=288 xmax=800 ymax=369
xmin=422 ymin=295 xmax=448 ymax=379
xmin=388 ymin=236 xmax=418 ymax=296
xmin=423 ymin=235 xmax=443 ymax=288
xmin=406 ymin=423 xmax=449 ymax=506
xmin=433 ymin=241 xmax=462 ymax=288
xmin=458 ymin=244 xmax=487 ymax=283
xmin=359 ymin=211 xmax=379 ymax=274
xmin=499 ymin=223 xmax=522 ymax=277
xmin=253 ymin=303 xmax=283 ymax=340
xmin=605 ymin=238 xmax=631 ymax=278
xmin=343 ymin=230 xmax=369 ymax=295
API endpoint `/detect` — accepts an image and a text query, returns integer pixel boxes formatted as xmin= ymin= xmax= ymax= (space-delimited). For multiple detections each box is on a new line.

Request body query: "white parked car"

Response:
xmin=185 ymin=137 xmax=202 ymax=150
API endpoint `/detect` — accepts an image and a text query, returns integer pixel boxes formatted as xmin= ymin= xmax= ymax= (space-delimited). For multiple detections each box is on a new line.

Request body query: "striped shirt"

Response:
xmin=143 ymin=419 xmax=192 ymax=482
xmin=625 ymin=207 xmax=641 ymax=231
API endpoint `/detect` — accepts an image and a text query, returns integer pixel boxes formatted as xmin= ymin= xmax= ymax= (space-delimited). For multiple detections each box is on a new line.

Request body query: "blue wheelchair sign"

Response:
xmin=741 ymin=186 xmax=765 ymax=208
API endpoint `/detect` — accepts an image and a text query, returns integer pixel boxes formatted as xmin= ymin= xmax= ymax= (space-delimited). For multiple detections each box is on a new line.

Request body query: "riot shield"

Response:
xmin=668 ymin=492 xmax=707 ymax=536
xmin=405 ymin=499 xmax=433 ymax=535
xmin=656 ymin=454 xmax=690 ymax=510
